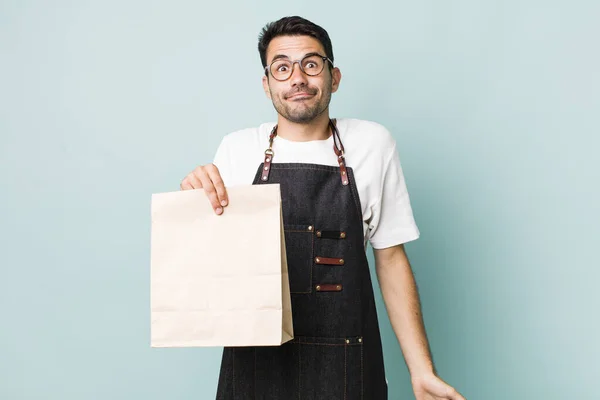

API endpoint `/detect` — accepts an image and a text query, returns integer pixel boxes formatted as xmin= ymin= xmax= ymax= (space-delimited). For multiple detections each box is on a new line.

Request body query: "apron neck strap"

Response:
xmin=261 ymin=119 xmax=348 ymax=185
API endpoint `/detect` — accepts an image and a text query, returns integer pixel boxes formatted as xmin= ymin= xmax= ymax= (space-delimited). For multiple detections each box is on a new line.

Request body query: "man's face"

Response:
xmin=262 ymin=35 xmax=341 ymax=124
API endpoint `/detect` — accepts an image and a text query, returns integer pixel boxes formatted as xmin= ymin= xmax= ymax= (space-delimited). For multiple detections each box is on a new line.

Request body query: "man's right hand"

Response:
xmin=180 ymin=164 xmax=228 ymax=215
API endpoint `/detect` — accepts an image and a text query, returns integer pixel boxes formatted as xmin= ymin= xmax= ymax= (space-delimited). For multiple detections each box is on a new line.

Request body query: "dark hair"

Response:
xmin=258 ymin=16 xmax=334 ymax=69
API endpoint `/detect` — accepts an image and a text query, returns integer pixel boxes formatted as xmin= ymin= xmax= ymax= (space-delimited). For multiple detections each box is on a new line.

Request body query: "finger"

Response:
xmin=197 ymin=169 xmax=223 ymax=215
xmin=441 ymin=386 xmax=464 ymax=400
xmin=180 ymin=171 xmax=202 ymax=190
xmin=180 ymin=180 xmax=194 ymax=190
xmin=449 ymin=389 xmax=465 ymax=400
xmin=207 ymin=164 xmax=228 ymax=207
xmin=417 ymin=376 xmax=456 ymax=398
xmin=187 ymin=172 xmax=203 ymax=189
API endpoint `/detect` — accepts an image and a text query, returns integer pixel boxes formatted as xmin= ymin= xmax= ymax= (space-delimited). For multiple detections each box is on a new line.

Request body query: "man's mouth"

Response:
xmin=286 ymin=92 xmax=315 ymax=100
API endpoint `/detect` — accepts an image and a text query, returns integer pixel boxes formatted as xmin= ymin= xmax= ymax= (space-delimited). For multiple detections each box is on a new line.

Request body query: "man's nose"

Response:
xmin=289 ymin=62 xmax=308 ymax=86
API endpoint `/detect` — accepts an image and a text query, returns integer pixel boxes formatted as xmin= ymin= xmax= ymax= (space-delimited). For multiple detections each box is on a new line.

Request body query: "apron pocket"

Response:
xmin=297 ymin=336 xmax=364 ymax=400
xmin=284 ymin=224 xmax=314 ymax=294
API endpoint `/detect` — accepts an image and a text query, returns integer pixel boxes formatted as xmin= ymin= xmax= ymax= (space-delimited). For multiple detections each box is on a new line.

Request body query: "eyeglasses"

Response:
xmin=265 ymin=54 xmax=334 ymax=81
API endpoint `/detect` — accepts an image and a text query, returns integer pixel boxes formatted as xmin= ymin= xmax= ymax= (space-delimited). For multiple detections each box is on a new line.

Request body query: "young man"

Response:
xmin=181 ymin=16 xmax=465 ymax=400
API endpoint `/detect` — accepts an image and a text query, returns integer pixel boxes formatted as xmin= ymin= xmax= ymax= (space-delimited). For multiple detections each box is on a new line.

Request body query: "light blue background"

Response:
xmin=1 ymin=1 xmax=599 ymax=399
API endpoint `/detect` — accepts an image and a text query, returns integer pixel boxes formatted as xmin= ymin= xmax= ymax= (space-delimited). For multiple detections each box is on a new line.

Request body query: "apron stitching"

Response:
xmin=264 ymin=166 xmax=343 ymax=172
xmin=286 ymin=228 xmax=314 ymax=295
xmin=347 ymin=171 xmax=364 ymax=230
xmin=292 ymin=342 xmax=358 ymax=346
xmin=298 ymin=344 xmax=301 ymax=400
xmin=361 ymin=343 xmax=364 ymax=400
xmin=310 ymin=230 xmax=314 ymax=293
xmin=344 ymin=342 xmax=348 ymax=400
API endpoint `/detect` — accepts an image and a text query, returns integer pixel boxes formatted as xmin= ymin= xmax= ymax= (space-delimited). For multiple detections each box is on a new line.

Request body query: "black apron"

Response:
xmin=216 ymin=119 xmax=388 ymax=399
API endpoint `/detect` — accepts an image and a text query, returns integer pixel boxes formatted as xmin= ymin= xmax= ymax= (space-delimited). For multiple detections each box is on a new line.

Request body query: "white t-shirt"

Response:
xmin=212 ymin=118 xmax=420 ymax=250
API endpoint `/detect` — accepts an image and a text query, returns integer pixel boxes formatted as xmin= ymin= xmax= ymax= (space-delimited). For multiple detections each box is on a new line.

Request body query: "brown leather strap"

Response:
xmin=261 ymin=119 xmax=348 ymax=185
xmin=315 ymin=257 xmax=345 ymax=265
xmin=330 ymin=119 xmax=348 ymax=185
xmin=260 ymin=126 xmax=278 ymax=182
xmin=315 ymin=284 xmax=343 ymax=292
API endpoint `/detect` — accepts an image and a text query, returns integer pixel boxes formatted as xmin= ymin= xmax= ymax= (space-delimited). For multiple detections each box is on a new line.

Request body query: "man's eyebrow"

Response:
xmin=302 ymin=52 xmax=323 ymax=58
xmin=270 ymin=54 xmax=290 ymax=62
xmin=269 ymin=52 xmax=324 ymax=63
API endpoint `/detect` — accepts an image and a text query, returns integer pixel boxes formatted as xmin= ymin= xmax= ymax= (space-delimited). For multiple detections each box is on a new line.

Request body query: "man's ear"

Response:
xmin=262 ymin=76 xmax=272 ymax=99
xmin=331 ymin=67 xmax=342 ymax=94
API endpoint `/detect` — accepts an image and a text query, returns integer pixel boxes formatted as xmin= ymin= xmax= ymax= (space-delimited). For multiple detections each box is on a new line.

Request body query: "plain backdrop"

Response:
xmin=1 ymin=1 xmax=599 ymax=399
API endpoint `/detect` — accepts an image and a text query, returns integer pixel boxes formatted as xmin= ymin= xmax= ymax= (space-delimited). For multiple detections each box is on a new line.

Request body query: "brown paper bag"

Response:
xmin=150 ymin=184 xmax=293 ymax=347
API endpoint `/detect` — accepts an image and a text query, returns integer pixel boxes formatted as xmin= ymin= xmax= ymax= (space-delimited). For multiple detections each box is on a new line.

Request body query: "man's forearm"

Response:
xmin=374 ymin=245 xmax=435 ymax=377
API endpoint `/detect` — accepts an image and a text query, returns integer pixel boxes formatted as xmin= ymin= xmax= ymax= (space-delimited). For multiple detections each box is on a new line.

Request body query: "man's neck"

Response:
xmin=276 ymin=112 xmax=331 ymax=142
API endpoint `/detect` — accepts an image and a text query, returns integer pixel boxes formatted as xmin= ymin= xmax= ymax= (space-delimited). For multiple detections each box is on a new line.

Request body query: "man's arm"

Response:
xmin=374 ymin=244 xmax=465 ymax=399
xmin=374 ymin=244 xmax=434 ymax=376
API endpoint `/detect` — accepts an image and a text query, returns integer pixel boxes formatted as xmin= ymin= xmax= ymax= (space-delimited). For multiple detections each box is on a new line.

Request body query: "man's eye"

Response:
xmin=277 ymin=65 xmax=289 ymax=72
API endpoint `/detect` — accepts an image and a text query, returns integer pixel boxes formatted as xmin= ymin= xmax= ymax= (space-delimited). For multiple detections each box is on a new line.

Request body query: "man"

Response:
xmin=181 ymin=16 xmax=465 ymax=400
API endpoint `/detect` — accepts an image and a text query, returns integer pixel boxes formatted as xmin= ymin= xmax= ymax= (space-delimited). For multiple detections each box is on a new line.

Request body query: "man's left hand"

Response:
xmin=411 ymin=373 xmax=466 ymax=400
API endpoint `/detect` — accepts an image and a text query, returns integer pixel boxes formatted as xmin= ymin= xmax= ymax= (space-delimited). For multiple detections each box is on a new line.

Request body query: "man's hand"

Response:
xmin=411 ymin=373 xmax=466 ymax=400
xmin=180 ymin=164 xmax=228 ymax=215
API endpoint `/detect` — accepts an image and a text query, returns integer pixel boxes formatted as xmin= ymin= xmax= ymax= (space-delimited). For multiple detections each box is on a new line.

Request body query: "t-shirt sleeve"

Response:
xmin=212 ymin=135 xmax=232 ymax=188
xmin=367 ymin=142 xmax=420 ymax=249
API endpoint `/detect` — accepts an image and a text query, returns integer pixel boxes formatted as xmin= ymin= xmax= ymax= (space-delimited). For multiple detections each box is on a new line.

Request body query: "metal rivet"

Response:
xmin=315 ymin=257 xmax=320 ymax=263
xmin=336 ymin=285 xmax=341 ymax=290
xmin=358 ymin=338 xmax=362 ymax=343
xmin=316 ymin=285 xmax=321 ymax=291
xmin=343 ymin=180 xmax=348 ymax=185
xmin=266 ymin=158 xmax=271 ymax=162
xmin=308 ymin=226 xmax=313 ymax=231
xmin=342 ymin=171 xmax=346 ymax=175
xmin=345 ymin=339 xmax=350 ymax=344
xmin=264 ymin=166 xmax=269 ymax=171
xmin=316 ymin=231 xmax=321 ymax=237
xmin=340 ymin=232 xmax=346 ymax=239
xmin=262 ymin=176 xmax=267 ymax=181
xmin=339 ymin=259 xmax=344 ymax=264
